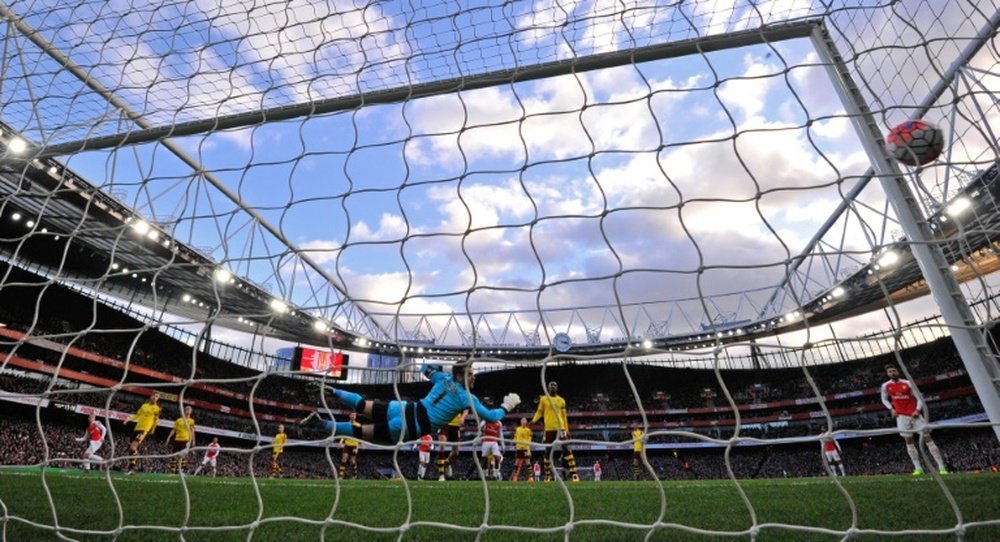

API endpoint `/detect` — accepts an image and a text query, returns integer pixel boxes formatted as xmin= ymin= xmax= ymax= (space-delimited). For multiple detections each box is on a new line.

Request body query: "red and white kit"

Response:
xmin=417 ymin=434 xmax=434 ymax=464
xmin=823 ymin=436 xmax=842 ymax=463
xmin=881 ymin=378 xmax=924 ymax=436
xmin=201 ymin=441 xmax=221 ymax=467
xmin=85 ymin=419 xmax=106 ymax=456
xmin=480 ymin=420 xmax=502 ymax=459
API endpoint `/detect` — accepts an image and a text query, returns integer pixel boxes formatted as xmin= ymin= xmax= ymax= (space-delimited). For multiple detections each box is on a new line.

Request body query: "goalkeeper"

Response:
xmin=301 ymin=361 xmax=519 ymax=444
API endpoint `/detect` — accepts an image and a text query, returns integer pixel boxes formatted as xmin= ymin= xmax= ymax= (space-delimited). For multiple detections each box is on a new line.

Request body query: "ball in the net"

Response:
xmin=885 ymin=119 xmax=945 ymax=166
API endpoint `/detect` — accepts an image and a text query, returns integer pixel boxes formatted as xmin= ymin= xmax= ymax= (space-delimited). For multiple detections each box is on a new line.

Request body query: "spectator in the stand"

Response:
xmin=532 ymin=381 xmax=579 ymax=482
xmin=164 ymin=405 xmax=195 ymax=474
xmin=124 ymin=392 xmax=161 ymax=474
xmin=881 ymin=364 xmax=949 ymax=476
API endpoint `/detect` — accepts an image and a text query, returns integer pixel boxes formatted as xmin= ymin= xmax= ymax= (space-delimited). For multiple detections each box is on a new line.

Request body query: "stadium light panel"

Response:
xmin=945 ymin=196 xmax=972 ymax=217
xmin=213 ymin=268 xmax=233 ymax=284
xmin=7 ymin=137 xmax=27 ymax=154
xmin=130 ymin=219 xmax=150 ymax=235
xmin=832 ymin=286 xmax=846 ymax=298
xmin=876 ymin=250 xmax=899 ymax=268
xmin=269 ymin=299 xmax=289 ymax=314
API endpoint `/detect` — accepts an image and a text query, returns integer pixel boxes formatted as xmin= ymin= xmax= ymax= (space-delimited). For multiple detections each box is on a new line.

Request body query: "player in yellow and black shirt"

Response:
xmin=531 ymin=381 xmax=578 ymax=482
xmin=631 ymin=426 xmax=645 ymax=480
xmin=338 ymin=412 xmax=362 ymax=479
xmin=164 ymin=405 xmax=195 ymax=474
xmin=512 ymin=417 xmax=533 ymax=482
xmin=436 ymin=409 xmax=467 ymax=481
xmin=271 ymin=424 xmax=287 ymax=478
xmin=125 ymin=392 xmax=161 ymax=474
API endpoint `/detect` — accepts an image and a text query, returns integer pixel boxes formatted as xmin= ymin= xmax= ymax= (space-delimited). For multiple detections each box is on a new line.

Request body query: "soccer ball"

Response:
xmin=885 ymin=119 xmax=945 ymax=166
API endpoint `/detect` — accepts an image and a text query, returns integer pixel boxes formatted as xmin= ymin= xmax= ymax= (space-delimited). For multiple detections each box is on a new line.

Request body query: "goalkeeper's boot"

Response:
xmin=938 ymin=467 xmax=949 ymax=475
xmin=299 ymin=411 xmax=324 ymax=428
xmin=912 ymin=468 xmax=925 ymax=476
xmin=571 ymin=474 xmax=580 ymax=482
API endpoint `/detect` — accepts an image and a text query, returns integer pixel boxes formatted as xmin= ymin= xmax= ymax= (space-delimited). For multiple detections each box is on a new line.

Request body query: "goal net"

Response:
xmin=1 ymin=0 xmax=1000 ymax=540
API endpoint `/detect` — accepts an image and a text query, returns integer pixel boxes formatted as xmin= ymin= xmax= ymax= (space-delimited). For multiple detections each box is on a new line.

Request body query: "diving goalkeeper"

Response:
xmin=301 ymin=362 xmax=519 ymax=444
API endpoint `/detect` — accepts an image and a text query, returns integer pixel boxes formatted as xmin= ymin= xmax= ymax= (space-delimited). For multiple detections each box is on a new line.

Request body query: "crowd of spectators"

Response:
xmin=1 ymin=261 xmax=999 ymax=483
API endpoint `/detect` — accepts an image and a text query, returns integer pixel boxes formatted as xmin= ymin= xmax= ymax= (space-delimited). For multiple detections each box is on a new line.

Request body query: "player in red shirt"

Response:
xmin=193 ymin=437 xmax=221 ymax=477
xmin=75 ymin=413 xmax=106 ymax=471
xmin=416 ymin=434 xmax=434 ymax=480
xmin=881 ymin=364 xmax=948 ymax=476
xmin=480 ymin=419 xmax=503 ymax=480
xmin=819 ymin=425 xmax=846 ymax=477
xmin=592 ymin=460 xmax=602 ymax=482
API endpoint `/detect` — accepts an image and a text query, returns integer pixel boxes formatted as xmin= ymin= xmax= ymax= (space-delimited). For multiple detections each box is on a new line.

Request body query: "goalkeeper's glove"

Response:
xmin=420 ymin=364 xmax=444 ymax=379
xmin=306 ymin=379 xmax=329 ymax=396
xmin=501 ymin=393 xmax=521 ymax=413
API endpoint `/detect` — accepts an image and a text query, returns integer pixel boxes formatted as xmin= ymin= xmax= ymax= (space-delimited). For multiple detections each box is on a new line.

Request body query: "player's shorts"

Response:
xmin=481 ymin=441 xmax=501 ymax=458
xmin=824 ymin=450 xmax=842 ymax=463
xmin=171 ymin=440 xmax=190 ymax=453
xmin=85 ymin=440 xmax=103 ymax=456
xmin=131 ymin=429 xmax=151 ymax=446
xmin=201 ymin=456 xmax=217 ymax=467
xmin=418 ymin=450 xmax=430 ymax=463
xmin=342 ymin=445 xmax=359 ymax=457
xmin=896 ymin=414 xmax=926 ymax=437
xmin=633 ymin=450 xmax=644 ymax=462
xmin=438 ymin=425 xmax=460 ymax=443
xmin=272 ymin=450 xmax=283 ymax=461
xmin=543 ymin=430 xmax=571 ymax=451
xmin=515 ymin=449 xmax=531 ymax=460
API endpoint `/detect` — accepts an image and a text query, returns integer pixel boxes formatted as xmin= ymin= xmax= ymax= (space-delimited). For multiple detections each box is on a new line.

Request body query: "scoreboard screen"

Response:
xmin=294 ymin=347 xmax=349 ymax=379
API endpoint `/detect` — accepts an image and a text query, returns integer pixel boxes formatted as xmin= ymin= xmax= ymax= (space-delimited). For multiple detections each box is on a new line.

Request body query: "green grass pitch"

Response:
xmin=1 ymin=469 xmax=999 ymax=541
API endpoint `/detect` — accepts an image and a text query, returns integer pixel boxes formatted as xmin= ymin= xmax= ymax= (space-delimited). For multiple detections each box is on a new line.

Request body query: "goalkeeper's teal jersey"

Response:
xmin=420 ymin=367 xmax=507 ymax=431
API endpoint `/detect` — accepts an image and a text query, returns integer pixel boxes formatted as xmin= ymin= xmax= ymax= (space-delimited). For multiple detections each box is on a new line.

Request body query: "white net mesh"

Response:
xmin=1 ymin=0 xmax=1000 ymax=540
